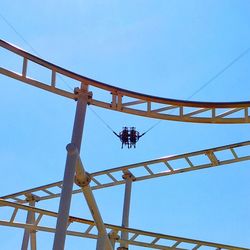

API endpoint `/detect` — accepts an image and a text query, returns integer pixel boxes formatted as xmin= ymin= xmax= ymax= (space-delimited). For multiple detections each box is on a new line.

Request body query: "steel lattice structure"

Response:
xmin=0 ymin=39 xmax=249 ymax=250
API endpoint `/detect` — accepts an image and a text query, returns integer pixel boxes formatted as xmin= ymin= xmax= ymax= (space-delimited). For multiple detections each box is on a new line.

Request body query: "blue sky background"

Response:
xmin=0 ymin=1 xmax=250 ymax=249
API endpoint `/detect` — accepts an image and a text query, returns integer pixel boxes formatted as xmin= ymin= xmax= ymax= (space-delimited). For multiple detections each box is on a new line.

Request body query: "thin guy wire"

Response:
xmin=89 ymin=46 xmax=250 ymax=136
xmin=147 ymin=46 xmax=250 ymax=131
xmin=89 ymin=106 xmax=115 ymax=133
xmin=0 ymin=13 xmax=39 ymax=55
xmin=1 ymin=12 xmax=249 ymax=134
xmin=187 ymin=47 xmax=250 ymax=100
xmin=0 ymin=12 xmax=74 ymax=92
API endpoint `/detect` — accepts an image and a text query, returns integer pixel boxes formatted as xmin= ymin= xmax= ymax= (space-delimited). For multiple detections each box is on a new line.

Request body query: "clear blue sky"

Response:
xmin=0 ymin=1 xmax=250 ymax=249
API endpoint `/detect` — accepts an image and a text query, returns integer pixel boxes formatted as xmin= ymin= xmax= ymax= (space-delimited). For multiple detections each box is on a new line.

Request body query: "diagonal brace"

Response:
xmin=75 ymin=157 xmax=113 ymax=250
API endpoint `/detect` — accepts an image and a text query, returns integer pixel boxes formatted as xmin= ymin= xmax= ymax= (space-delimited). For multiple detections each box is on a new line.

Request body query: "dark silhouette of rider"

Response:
xmin=120 ymin=127 xmax=129 ymax=148
xmin=130 ymin=127 xmax=139 ymax=148
xmin=115 ymin=127 xmax=141 ymax=149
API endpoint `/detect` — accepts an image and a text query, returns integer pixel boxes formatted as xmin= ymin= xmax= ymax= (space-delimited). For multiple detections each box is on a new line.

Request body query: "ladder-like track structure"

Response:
xmin=1 ymin=39 xmax=250 ymax=124
xmin=0 ymin=39 xmax=249 ymax=250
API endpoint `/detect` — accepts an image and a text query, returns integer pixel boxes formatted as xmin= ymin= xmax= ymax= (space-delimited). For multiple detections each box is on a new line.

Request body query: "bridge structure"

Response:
xmin=0 ymin=39 xmax=249 ymax=250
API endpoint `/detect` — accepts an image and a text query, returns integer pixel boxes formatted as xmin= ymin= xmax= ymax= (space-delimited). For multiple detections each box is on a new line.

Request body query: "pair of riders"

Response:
xmin=119 ymin=127 xmax=140 ymax=148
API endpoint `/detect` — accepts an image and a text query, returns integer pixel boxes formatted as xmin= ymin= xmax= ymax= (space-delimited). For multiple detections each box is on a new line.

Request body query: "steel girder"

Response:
xmin=1 ymin=39 xmax=250 ymax=124
xmin=1 ymin=39 xmax=250 ymax=249
xmin=0 ymin=200 xmax=248 ymax=250
xmin=1 ymin=140 xmax=249 ymax=204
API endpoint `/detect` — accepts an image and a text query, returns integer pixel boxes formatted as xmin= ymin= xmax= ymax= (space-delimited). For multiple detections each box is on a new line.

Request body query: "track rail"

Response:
xmin=2 ymin=140 xmax=249 ymax=204
xmin=0 ymin=200 xmax=248 ymax=250
xmin=1 ymin=39 xmax=250 ymax=123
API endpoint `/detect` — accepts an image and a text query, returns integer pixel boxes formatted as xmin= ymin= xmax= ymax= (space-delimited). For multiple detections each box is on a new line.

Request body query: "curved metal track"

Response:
xmin=1 ymin=39 xmax=250 ymax=123
xmin=0 ymin=200 xmax=248 ymax=250
xmin=1 ymin=40 xmax=249 ymax=249
xmin=2 ymin=140 xmax=249 ymax=204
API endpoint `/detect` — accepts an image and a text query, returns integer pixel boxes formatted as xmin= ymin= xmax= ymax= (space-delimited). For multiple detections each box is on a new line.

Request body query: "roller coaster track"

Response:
xmin=1 ymin=39 xmax=250 ymax=124
xmin=0 ymin=40 xmax=249 ymax=249
xmin=1 ymin=140 xmax=250 ymax=204
xmin=0 ymin=200 xmax=248 ymax=250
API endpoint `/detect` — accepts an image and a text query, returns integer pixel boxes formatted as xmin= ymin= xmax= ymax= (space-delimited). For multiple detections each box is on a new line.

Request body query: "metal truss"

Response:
xmin=0 ymin=200 xmax=248 ymax=250
xmin=1 ymin=140 xmax=250 ymax=204
xmin=1 ymin=39 xmax=250 ymax=124
xmin=1 ymin=39 xmax=249 ymax=249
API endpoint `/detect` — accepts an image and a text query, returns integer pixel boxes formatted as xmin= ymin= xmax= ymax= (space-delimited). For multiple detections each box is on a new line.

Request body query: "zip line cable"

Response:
xmin=137 ymin=45 xmax=250 ymax=133
xmin=89 ymin=106 xmax=115 ymax=134
xmin=0 ymin=13 xmax=38 ymax=55
xmin=0 ymin=12 xmax=119 ymax=139
xmin=0 ymin=12 xmax=74 ymax=92
xmin=89 ymin=104 xmax=160 ymax=138
xmin=187 ymin=47 xmax=250 ymax=100
xmin=89 ymin=45 xmax=250 ymax=138
xmin=140 ymin=120 xmax=161 ymax=136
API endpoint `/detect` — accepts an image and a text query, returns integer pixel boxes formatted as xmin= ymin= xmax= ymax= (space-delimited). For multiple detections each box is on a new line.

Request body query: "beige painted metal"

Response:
xmin=2 ymin=140 xmax=249 ymax=204
xmin=1 ymin=39 xmax=250 ymax=124
xmin=75 ymin=157 xmax=113 ymax=250
xmin=0 ymin=200 xmax=248 ymax=250
xmin=21 ymin=194 xmax=38 ymax=250
xmin=52 ymin=143 xmax=80 ymax=250
xmin=53 ymin=85 xmax=89 ymax=250
xmin=1 ymin=39 xmax=250 ymax=249
xmin=119 ymin=171 xmax=135 ymax=250
xmin=29 ymin=200 xmax=37 ymax=250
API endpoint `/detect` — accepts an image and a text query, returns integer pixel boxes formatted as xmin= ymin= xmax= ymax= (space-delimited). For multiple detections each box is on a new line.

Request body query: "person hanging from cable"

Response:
xmin=118 ymin=127 xmax=129 ymax=148
xmin=130 ymin=127 xmax=139 ymax=148
xmin=114 ymin=127 xmax=143 ymax=149
xmin=90 ymin=104 xmax=158 ymax=149
xmin=112 ymin=125 xmax=151 ymax=149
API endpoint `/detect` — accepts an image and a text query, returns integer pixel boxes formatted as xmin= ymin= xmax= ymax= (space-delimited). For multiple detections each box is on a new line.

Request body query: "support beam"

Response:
xmin=21 ymin=209 xmax=32 ymax=250
xmin=1 ymin=39 xmax=250 ymax=124
xmin=1 ymin=200 xmax=248 ymax=250
xmin=53 ymin=85 xmax=90 ymax=250
xmin=30 ymin=200 xmax=37 ymax=250
xmin=2 ymin=140 xmax=250 ymax=204
xmin=21 ymin=194 xmax=38 ymax=250
xmin=109 ymin=230 xmax=119 ymax=249
xmin=75 ymin=158 xmax=113 ymax=250
xmin=118 ymin=171 xmax=136 ymax=250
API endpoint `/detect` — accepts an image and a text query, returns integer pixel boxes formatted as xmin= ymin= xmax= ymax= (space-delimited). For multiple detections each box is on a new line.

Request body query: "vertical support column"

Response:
xmin=30 ymin=200 xmax=37 ymax=250
xmin=53 ymin=84 xmax=90 ymax=250
xmin=118 ymin=171 xmax=135 ymax=250
xmin=21 ymin=194 xmax=38 ymax=250
xmin=21 ymin=212 xmax=31 ymax=250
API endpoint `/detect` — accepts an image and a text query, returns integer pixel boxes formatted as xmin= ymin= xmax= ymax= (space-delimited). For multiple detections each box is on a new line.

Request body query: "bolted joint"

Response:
xmin=74 ymin=87 xmax=80 ymax=95
xmin=108 ymin=230 xmax=120 ymax=241
xmin=30 ymin=229 xmax=37 ymax=234
xmin=74 ymin=172 xmax=91 ymax=187
xmin=87 ymin=91 xmax=93 ymax=105
xmin=74 ymin=86 xmax=93 ymax=102
xmin=122 ymin=171 xmax=136 ymax=181
xmin=25 ymin=193 xmax=40 ymax=202
xmin=74 ymin=87 xmax=79 ymax=101
xmin=66 ymin=143 xmax=78 ymax=156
